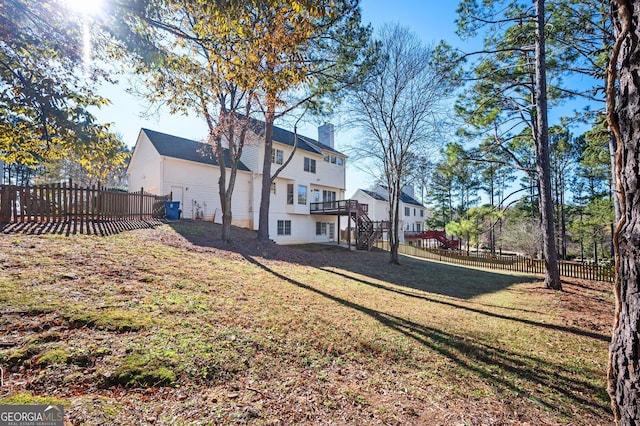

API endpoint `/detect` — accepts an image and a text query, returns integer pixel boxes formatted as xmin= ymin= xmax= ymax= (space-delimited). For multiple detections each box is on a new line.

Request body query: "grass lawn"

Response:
xmin=0 ymin=221 xmax=613 ymax=425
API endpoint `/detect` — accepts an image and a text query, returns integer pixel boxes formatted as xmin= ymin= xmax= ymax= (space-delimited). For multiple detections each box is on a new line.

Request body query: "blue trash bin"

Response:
xmin=165 ymin=201 xmax=181 ymax=220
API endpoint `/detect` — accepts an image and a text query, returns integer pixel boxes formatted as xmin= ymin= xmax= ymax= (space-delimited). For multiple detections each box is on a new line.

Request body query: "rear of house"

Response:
xmin=127 ymin=122 xmax=348 ymax=245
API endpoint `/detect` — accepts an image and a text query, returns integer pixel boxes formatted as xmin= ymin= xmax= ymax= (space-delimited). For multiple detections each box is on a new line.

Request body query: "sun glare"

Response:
xmin=65 ymin=0 xmax=104 ymax=16
xmin=63 ymin=0 xmax=104 ymax=72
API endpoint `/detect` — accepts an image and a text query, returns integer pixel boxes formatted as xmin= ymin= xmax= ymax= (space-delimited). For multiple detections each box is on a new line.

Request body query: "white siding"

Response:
xmin=239 ymin=142 xmax=261 ymax=174
xmin=127 ymin=132 xmax=162 ymax=195
xmin=162 ymin=157 xmax=252 ymax=226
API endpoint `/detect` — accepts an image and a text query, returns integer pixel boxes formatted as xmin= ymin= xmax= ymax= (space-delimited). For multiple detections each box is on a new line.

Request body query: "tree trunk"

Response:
xmin=607 ymin=2 xmax=640 ymax=423
xmin=257 ymin=109 xmax=275 ymax=242
xmin=610 ymin=134 xmax=620 ymax=257
xmin=389 ymin=182 xmax=401 ymax=265
xmin=534 ymin=0 xmax=562 ymax=290
xmin=561 ymin=186 xmax=567 ymax=260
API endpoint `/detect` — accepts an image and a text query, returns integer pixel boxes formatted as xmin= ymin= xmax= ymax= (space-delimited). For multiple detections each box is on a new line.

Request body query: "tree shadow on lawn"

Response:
xmin=167 ymin=221 xmax=529 ymax=300
xmin=323 ymin=248 xmax=533 ymax=300
xmin=242 ymin=254 xmax=612 ymax=420
xmin=0 ymin=219 xmax=164 ymax=237
xmin=319 ymin=266 xmax=610 ymax=343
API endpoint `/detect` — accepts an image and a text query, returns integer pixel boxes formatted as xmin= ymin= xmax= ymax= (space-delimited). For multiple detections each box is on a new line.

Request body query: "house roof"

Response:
xmin=244 ymin=116 xmax=345 ymax=157
xmin=141 ymin=128 xmax=251 ymax=172
xmin=361 ymin=189 xmax=387 ymax=202
xmin=361 ymin=188 xmax=425 ymax=207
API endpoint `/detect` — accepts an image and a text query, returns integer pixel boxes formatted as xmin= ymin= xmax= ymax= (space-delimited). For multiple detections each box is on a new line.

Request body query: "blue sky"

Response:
xmin=95 ymin=2 xmax=465 ymax=196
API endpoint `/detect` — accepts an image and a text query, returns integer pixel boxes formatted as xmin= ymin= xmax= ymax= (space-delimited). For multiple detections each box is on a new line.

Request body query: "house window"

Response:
xmin=322 ymin=190 xmax=336 ymax=202
xmin=298 ymin=185 xmax=307 ymax=205
xmin=277 ymin=220 xmax=291 ymax=235
xmin=323 ymin=153 xmax=330 ymax=162
xmin=304 ymin=157 xmax=316 ymax=173
xmin=337 ymin=157 xmax=344 ymax=166
xmin=416 ymin=223 xmax=422 ymax=232
xmin=414 ymin=208 xmax=416 ymax=216
xmin=330 ymin=155 xmax=337 ymax=164
xmin=405 ymin=207 xmax=410 ymax=216
xmin=316 ymin=222 xmax=327 ymax=235
xmin=287 ymin=184 xmax=294 ymax=205
xmin=420 ymin=210 xmax=424 ymax=217
xmin=272 ymin=149 xmax=283 ymax=165
xmin=271 ymin=182 xmax=277 ymax=194
xmin=312 ymin=189 xmax=320 ymax=203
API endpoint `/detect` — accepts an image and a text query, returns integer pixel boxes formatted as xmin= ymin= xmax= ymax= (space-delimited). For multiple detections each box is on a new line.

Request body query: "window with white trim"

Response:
xmin=298 ymin=185 xmax=307 ymax=205
xmin=272 ymin=149 xmax=284 ymax=165
xmin=277 ymin=220 xmax=291 ymax=235
xmin=287 ymin=184 xmax=294 ymax=205
xmin=316 ymin=222 xmax=327 ymax=235
xmin=304 ymin=157 xmax=316 ymax=173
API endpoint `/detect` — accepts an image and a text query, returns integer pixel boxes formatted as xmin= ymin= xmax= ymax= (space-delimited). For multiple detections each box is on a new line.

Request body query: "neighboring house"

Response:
xmin=127 ymin=122 xmax=348 ymax=244
xmin=350 ymin=185 xmax=427 ymax=245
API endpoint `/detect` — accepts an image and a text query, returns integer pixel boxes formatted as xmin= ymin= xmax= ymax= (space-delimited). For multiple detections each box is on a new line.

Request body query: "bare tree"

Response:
xmin=348 ymin=24 xmax=451 ymax=264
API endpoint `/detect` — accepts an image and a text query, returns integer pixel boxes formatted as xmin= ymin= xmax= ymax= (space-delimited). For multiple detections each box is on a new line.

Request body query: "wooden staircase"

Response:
xmin=309 ymin=199 xmax=388 ymax=251
xmin=352 ymin=203 xmax=387 ymax=251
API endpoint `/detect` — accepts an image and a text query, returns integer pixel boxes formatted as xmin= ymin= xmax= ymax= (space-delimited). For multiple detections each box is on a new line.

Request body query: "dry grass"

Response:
xmin=0 ymin=221 xmax=613 ymax=425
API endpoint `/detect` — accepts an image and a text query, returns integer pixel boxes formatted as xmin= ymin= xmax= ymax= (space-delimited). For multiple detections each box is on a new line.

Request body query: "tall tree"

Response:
xmin=549 ymin=125 xmax=578 ymax=260
xmin=349 ymin=24 xmax=451 ymax=264
xmin=453 ymin=0 xmax=562 ymax=289
xmin=252 ymin=0 xmax=373 ymax=242
xmin=607 ymin=1 xmax=640 ymax=423
xmin=0 ymin=0 xmax=125 ymax=177
xmin=122 ymin=1 xmax=265 ymax=242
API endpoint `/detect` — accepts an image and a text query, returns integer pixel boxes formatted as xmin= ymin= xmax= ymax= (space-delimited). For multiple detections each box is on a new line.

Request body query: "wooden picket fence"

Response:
xmin=375 ymin=241 xmax=614 ymax=283
xmin=0 ymin=181 xmax=171 ymax=224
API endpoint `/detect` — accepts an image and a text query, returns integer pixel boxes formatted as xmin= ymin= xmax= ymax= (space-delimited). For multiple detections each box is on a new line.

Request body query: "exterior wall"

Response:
xmin=127 ymin=133 xmax=162 ymax=195
xmin=350 ymin=189 xmax=428 ymax=245
xmin=267 ymin=213 xmax=339 ymax=245
xmin=400 ymin=203 xmax=426 ymax=232
xmin=161 ymin=157 xmax=252 ymax=226
xmin=254 ymin=176 xmax=342 ymax=244
xmin=350 ymin=190 xmax=389 ymax=223
xmin=242 ymin=132 xmax=346 ymax=244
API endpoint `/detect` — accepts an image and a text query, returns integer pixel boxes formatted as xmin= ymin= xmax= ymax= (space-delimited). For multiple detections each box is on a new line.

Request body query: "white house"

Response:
xmin=350 ymin=186 xmax=427 ymax=244
xmin=127 ymin=122 xmax=348 ymax=244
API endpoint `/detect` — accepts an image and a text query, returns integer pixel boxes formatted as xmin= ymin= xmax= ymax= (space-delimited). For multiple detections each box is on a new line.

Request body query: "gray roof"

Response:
xmin=361 ymin=188 xmax=424 ymax=207
xmin=141 ymin=128 xmax=250 ymax=172
xmin=244 ymin=116 xmax=344 ymax=156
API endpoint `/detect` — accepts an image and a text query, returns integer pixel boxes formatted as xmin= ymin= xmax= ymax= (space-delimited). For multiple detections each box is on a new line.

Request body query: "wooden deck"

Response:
xmin=309 ymin=200 xmax=366 ymax=215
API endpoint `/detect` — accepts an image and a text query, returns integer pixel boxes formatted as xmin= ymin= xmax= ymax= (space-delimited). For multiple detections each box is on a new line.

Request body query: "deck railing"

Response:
xmin=310 ymin=200 xmax=368 ymax=214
